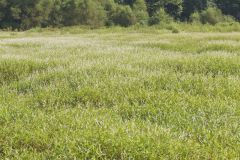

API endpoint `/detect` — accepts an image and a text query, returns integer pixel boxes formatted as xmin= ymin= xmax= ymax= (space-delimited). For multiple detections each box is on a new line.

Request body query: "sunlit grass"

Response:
xmin=0 ymin=28 xmax=240 ymax=159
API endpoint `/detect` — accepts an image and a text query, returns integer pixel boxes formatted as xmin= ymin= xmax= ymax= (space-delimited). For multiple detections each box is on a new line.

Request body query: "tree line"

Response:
xmin=0 ymin=0 xmax=239 ymax=30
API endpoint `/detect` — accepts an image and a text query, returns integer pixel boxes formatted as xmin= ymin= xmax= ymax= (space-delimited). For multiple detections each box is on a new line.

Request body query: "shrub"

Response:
xmin=47 ymin=0 xmax=64 ymax=27
xmin=132 ymin=0 xmax=149 ymax=25
xmin=57 ymin=0 xmax=81 ymax=26
xmin=52 ymin=0 xmax=106 ymax=28
xmin=148 ymin=8 xmax=173 ymax=25
xmin=191 ymin=7 xmax=235 ymax=25
xmin=101 ymin=0 xmax=117 ymax=26
xmin=190 ymin=12 xmax=201 ymax=24
xmin=172 ymin=27 xmax=180 ymax=33
xmin=111 ymin=5 xmax=136 ymax=27
xmin=201 ymin=7 xmax=226 ymax=25
xmin=0 ymin=0 xmax=52 ymax=30
xmin=78 ymin=0 xmax=106 ymax=28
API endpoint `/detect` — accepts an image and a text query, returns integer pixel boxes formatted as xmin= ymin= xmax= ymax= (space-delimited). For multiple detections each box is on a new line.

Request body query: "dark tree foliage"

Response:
xmin=214 ymin=0 xmax=240 ymax=20
xmin=112 ymin=5 xmax=136 ymax=26
xmin=146 ymin=0 xmax=182 ymax=17
xmin=0 ymin=0 xmax=51 ymax=29
xmin=181 ymin=0 xmax=208 ymax=20
xmin=0 ymin=0 xmax=239 ymax=30
xmin=115 ymin=0 xmax=135 ymax=6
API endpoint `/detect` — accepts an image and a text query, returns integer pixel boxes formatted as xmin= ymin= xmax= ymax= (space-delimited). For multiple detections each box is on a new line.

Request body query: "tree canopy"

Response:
xmin=0 ymin=0 xmax=239 ymax=30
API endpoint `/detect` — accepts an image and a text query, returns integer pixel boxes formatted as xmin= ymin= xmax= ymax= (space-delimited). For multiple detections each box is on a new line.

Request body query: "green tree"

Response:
xmin=200 ymin=7 xmax=234 ymax=25
xmin=214 ymin=0 xmax=240 ymax=20
xmin=78 ymin=0 xmax=106 ymax=27
xmin=112 ymin=5 xmax=136 ymax=27
xmin=132 ymin=0 xmax=149 ymax=24
xmin=149 ymin=8 xmax=173 ymax=25
xmin=0 ymin=0 xmax=52 ymax=29
xmin=181 ymin=0 xmax=208 ymax=20
xmin=0 ymin=0 xmax=239 ymax=29
xmin=101 ymin=0 xmax=117 ymax=26
xmin=51 ymin=0 xmax=106 ymax=27
xmin=146 ymin=0 xmax=182 ymax=17
xmin=190 ymin=7 xmax=235 ymax=25
xmin=47 ymin=0 xmax=63 ymax=27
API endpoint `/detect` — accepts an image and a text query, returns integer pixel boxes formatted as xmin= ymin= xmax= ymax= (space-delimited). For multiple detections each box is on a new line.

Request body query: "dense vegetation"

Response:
xmin=0 ymin=0 xmax=239 ymax=30
xmin=0 ymin=27 xmax=240 ymax=159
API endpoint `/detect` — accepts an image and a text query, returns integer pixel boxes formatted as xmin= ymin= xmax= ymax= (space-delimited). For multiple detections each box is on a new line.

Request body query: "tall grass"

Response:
xmin=0 ymin=28 xmax=240 ymax=159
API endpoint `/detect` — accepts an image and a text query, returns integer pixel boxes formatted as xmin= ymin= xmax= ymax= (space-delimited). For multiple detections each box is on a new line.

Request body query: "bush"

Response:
xmin=0 ymin=0 xmax=52 ymax=30
xmin=148 ymin=8 xmax=173 ymax=25
xmin=50 ymin=0 xmax=106 ymax=28
xmin=0 ymin=0 xmax=238 ymax=30
xmin=78 ymin=0 xmax=106 ymax=28
xmin=45 ymin=0 xmax=63 ymax=27
xmin=56 ymin=0 xmax=80 ymax=26
xmin=101 ymin=0 xmax=117 ymax=26
xmin=190 ymin=12 xmax=201 ymax=24
xmin=201 ymin=7 xmax=225 ymax=25
xmin=111 ymin=5 xmax=136 ymax=27
xmin=190 ymin=7 xmax=235 ymax=25
xmin=132 ymin=0 xmax=149 ymax=25
xmin=172 ymin=27 xmax=180 ymax=33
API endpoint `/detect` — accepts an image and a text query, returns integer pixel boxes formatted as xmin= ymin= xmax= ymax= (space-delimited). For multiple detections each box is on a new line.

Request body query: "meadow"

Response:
xmin=0 ymin=26 xmax=240 ymax=159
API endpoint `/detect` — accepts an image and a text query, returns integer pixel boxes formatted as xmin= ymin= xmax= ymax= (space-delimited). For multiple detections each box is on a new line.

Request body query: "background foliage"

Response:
xmin=0 ymin=0 xmax=239 ymax=29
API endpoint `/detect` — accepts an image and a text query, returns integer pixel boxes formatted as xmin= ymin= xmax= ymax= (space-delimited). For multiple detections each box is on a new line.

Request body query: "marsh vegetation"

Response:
xmin=0 ymin=27 xmax=240 ymax=159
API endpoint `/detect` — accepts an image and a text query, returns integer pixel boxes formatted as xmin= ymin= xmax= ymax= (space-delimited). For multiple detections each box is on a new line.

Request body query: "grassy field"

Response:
xmin=0 ymin=27 xmax=240 ymax=159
